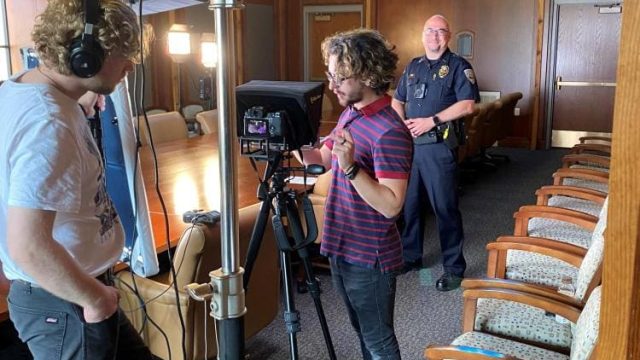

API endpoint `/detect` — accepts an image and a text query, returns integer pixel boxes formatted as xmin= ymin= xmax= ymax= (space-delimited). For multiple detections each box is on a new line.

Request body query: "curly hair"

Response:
xmin=32 ymin=0 xmax=152 ymax=75
xmin=321 ymin=28 xmax=398 ymax=95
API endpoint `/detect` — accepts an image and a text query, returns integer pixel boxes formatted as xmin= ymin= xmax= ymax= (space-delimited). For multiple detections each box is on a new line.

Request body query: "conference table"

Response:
xmin=141 ymin=119 xmax=337 ymax=252
xmin=140 ymin=133 xmax=267 ymax=252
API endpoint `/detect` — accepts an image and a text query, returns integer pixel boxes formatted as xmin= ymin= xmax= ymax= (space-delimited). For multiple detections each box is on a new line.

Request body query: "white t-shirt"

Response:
xmin=0 ymin=75 xmax=124 ymax=284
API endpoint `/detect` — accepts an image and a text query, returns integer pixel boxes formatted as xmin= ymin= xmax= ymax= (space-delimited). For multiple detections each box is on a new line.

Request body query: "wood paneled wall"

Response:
xmin=376 ymin=0 xmax=537 ymax=145
xmin=598 ymin=0 xmax=640 ymax=356
xmin=6 ymin=0 xmax=46 ymax=75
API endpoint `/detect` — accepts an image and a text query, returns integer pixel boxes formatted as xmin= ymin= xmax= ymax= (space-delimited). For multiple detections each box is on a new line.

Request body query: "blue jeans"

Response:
xmin=330 ymin=257 xmax=401 ymax=360
xmin=8 ymin=280 xmax=152 ymax=360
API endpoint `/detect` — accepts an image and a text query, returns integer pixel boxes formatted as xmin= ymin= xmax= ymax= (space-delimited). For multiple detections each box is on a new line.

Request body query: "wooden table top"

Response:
xmin=141 ymin=118 xmax=339 ymax=252
xmin=140 ymin=133 xmax=269 ymax=252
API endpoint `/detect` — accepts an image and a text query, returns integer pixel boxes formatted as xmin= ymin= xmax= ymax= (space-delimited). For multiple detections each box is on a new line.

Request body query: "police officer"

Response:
xmin=392 ymin=14 xmax=479 ymax=291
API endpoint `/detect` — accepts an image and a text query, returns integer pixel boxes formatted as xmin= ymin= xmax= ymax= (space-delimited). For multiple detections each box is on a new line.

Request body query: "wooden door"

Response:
xmin=304 ymin=6 xmax=362 ymax=116
xmin=551 ymin=3 xmax=621 ymax=147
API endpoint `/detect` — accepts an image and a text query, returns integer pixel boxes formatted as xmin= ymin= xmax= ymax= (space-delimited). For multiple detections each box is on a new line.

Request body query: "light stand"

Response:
xmin=167 ymin=24 xmax=191 ymax=112
xmin=186 ymin=2 xmax=246 ymax=360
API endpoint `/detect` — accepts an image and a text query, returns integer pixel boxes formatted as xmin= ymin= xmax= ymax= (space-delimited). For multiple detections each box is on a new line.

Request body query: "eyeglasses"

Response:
xmin=325 ymin=71 xmax=350 ymax=87
xmin=423 ymin=28 xmax=450 ymax=37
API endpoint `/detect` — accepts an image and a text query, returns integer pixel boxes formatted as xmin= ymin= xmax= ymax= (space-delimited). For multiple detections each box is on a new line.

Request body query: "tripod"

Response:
xmin=242 ymin=152 xmax=336 ymax=360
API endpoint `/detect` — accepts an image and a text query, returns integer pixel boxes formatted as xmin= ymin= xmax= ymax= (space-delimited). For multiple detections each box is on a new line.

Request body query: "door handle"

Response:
xmin=556 ymin=75 xmax=616 ymax=90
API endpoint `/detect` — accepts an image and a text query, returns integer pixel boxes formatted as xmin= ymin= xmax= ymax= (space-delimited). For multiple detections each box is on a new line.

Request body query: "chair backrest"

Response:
xmin=462 ymin=102 xmax=493 ymax=160
xmin=313 ymin=170 xmax=332 ymax=197
xmin=492 ymin=92 xmax=522 ymax=142
xmin=169 ymin=224 xmax=210 ymax=289
xmin=182 ymin=104 xmax=204 ymax=121
xmin=195 ymin=109 xmax=218 ymax=135
xmin=138 ymin=111 xmax=189 ymax=145
xmin=574 ymin=197 xmax=608 ymax=302
xmin=570 ymin=286 xmax=602 ymax=360
xmin=145 ymin=108 xmax=168 ymax=116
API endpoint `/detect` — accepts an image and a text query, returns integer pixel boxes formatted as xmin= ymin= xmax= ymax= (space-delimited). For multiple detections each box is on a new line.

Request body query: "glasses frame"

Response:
xmin=325 ymin=70 xmax=350 ymax=87
xmin=423 ymin=28 xmax=450 ymax=37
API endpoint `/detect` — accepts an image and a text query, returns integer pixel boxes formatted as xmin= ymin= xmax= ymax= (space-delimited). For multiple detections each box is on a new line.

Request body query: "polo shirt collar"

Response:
xmin=350 ymin=94 xmax=391 ymax=117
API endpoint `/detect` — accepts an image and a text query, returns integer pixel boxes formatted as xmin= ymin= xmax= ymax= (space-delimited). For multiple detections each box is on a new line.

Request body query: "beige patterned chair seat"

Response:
xmin=569 ymin=164 xmax=609 ymax=173
xmin=506 ymin=250 xmax=577 ymax=288
xmin=561 ymin=178 xmax=608 ymax=193
xmin=474 ymin=298 xmax=573 ymax=349
xmin=547 ymin=195 xmax=603 ymax=217
xmin=450 ymin=332 xmax=568 ymax=360
xmin=527 ymin=217 xmax=592 ymax=248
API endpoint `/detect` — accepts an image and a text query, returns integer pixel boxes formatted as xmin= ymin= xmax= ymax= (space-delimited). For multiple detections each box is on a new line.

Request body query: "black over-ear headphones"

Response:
xmin=69 ymin=0 xmax=105 ymax=78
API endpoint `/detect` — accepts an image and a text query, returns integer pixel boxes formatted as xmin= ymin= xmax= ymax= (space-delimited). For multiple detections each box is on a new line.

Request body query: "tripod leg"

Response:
xmin=243 ymin=198 xmax=272 ymax=289
xmin=280 ymin=250 xmax=300 ymax=359
xmin=285 ymin=199 xmax=337 ymax=360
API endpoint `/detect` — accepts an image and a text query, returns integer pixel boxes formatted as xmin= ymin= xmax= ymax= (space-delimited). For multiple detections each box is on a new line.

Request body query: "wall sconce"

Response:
xmin=167 ymin=24 xmax=191 ymax=62
xmin=201 ymin=32 xmax=218 ymax=69
xmin=167 ymin=24 xmax=191 ymax=112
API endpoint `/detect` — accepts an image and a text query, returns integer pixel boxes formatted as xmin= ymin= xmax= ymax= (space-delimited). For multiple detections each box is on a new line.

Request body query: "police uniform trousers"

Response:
xmin=401 ymin=141 xmax=466 ymax=276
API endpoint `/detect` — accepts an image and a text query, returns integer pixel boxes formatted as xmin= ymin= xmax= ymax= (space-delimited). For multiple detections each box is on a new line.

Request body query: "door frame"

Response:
xmin=543 ymin=0 xmax=623 ymax=148
xmin=302 ymin=4 xmax=363 ymax=82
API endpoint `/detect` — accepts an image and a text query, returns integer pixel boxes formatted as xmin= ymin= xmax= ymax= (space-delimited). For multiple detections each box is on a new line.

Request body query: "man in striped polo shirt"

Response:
xmin=298 ymin=29 xmax=413 ymax=360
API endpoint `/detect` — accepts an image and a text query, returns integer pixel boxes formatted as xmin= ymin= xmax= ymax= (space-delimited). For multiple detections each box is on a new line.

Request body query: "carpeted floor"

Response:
xmin=244 ymin=146 xmax=568 ymax=360
xmin=0 ymin=146 xmax=567 ymax=360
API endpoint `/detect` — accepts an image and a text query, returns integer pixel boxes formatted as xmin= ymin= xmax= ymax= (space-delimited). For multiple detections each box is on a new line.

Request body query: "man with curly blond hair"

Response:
xmin=298 ymin=29 xmax=412 ymax=359
xmin=0 ymin=1 xmax=153 ymax=358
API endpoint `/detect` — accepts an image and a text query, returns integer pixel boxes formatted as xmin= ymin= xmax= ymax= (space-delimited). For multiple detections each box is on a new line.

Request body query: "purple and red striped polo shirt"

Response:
xmin=320 ymin=95 xmax=413 ymax=272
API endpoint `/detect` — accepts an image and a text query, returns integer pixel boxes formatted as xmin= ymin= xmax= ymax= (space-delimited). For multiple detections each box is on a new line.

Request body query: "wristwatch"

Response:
xmin=432 ymin=115 xmax=442 ymax=126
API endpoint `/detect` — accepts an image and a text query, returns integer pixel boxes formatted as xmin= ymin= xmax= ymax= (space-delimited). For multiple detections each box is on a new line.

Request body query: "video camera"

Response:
xmin=236 ymin=80 xmax=324 ymax=159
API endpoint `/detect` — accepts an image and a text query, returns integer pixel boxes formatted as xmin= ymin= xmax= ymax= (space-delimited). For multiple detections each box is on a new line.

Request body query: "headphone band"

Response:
xmin=83 ymin=0 xmax=99 ymax=38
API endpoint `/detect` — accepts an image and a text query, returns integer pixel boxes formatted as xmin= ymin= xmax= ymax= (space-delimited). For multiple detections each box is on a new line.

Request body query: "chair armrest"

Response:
xmin=463 ymin=288 xmax=582 ymax=324
xmin=562 ymin=154 xmax=610 ymax=169
xmin=552 ymin=168 xmax=609 ymax=186
xmin=486 ymin=240 xmax=584 ymax=268
xmin=578 ymin=135 xmax=611 ymax=144
xmin=425 ymin=344 xmax=520 ymax=360
xmin=115 ymin=270 xmax=191 ymax=307
xmin=495 ymin=236 xmax=588 ymax=257
xmin=513 ymin=205 xmax=598 ymax=236
xmin=569 ymin=143 xmax=611 ymax=155
xmin=486 ymin=236 xmax=585 ymax=278
xmin=461 ymin=278 xmax=583 ymax=308
xmin=535 ymin=185 xmax=607 ymax=206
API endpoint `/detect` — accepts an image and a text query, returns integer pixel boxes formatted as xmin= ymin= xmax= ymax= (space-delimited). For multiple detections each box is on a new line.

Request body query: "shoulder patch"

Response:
xmin=464 ymin=69 xmax=476 ymax=84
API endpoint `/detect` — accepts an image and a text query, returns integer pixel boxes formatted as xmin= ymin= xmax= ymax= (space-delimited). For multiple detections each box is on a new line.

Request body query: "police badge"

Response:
xmin=438 ymin=65 xmax=449 ymax=78
xmin=464 ymin=69 xmax=476 ymax=84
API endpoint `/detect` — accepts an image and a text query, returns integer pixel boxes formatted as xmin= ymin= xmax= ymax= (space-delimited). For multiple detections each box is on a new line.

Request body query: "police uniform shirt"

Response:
xmin=394 ymin=48 xmax=480 ymax=119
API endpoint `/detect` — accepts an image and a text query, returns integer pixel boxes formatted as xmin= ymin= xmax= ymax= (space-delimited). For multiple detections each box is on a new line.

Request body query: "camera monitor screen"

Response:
xmin=236 ymin=80 xmax=325 ymax=149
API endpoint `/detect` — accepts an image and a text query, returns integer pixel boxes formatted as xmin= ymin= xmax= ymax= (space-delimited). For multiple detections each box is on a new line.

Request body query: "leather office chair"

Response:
xmin=182 ymin=104 xmax=205 ymax=134
xmin=116 ymin=203 xmax=279 ymax=360
xmin=306 ymin=170 xmax=331 ymax=244
xmin=195 ymin=110 xmax=218 ymax=135
xmin=138 ymin=111 xmax=190 ymax=146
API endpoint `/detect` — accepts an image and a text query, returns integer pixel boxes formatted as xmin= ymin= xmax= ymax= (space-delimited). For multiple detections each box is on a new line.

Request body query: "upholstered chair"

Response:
xmin=487 ymin=198 xmax=607 ymax=293
xmin=424 ymin=286 xmax=602 ymax=360
xmin=195 ymin=109 xmax=218 ymax=135
xmin=116 ymin=203 xmax=280 ymax=360
xmin=464 ymin=199 xmax=605 ymax=351
xmin=138 ymin=111 xmax=190 ymax=146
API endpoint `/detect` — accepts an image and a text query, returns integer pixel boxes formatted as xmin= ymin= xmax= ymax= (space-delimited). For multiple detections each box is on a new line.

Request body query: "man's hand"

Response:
xmin=83 ymin=284 xmax=119 ymax=323
xmin=405 ymin=117 xmax=436 ymax=138
xmin=332 ymin=129 xmax=355 ymax=171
